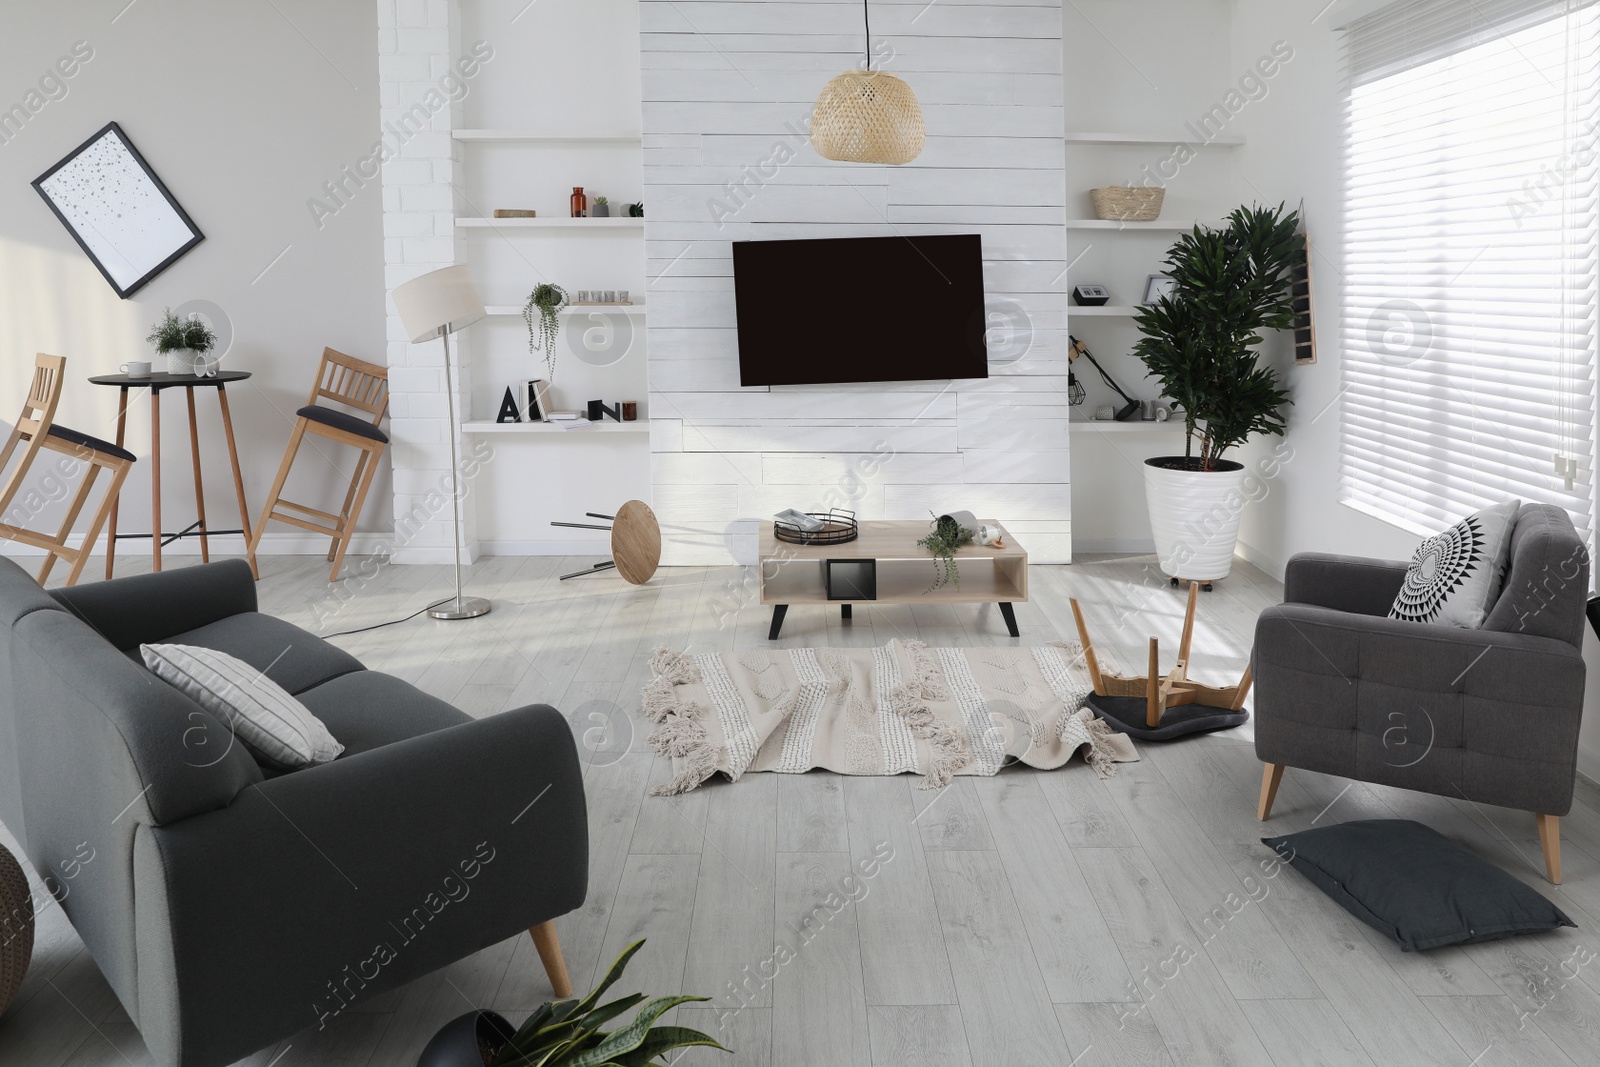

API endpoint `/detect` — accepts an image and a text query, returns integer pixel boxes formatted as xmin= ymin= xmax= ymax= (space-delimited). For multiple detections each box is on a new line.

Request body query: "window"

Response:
xmin=1339 ymin=0 xmax=1600 ymax=543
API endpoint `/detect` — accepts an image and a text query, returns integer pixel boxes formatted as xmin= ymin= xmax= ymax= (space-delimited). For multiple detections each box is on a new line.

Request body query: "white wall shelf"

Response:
xmin=456 ymin=217 xmax=644 ymax=229
xmin=1065 ymin=131 xmax=1245 ymax=146
xmin=452 ymin=130 xmax=642 ymax=143
xmin=481 ymin=305 xmax=646 ymax=317
xmin=1070 ymin=420 xmax=1183 ymax=433
xmin=1066 ymin=219 xmax=1203 ymax=231
xmin=462 ymin=420 xmax=649 ymax=434
xmin=1069 ymin=305 xmax=1143 ymax=316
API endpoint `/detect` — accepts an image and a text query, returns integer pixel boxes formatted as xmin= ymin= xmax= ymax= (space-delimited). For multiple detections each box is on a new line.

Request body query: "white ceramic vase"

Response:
xmin=1143 ymin=457 xmax=1248 ymax=582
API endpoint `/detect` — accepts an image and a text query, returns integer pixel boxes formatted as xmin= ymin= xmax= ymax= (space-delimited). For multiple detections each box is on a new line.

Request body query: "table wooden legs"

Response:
xmin=105 ymin=387 xmax=129 ymax=580
xmin=150 ymin=387 xmax=162 ymax=572
xmin=216 ymin=386 xmax=258 ymax=579
xmin=998 ymin=601 xmax=1019 ymax=637
xmin=185 ymin=387 xmax=208 ymax=564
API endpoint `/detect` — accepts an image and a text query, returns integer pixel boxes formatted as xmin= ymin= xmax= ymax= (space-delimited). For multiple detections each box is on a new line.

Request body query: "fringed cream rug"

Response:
xmin=642 ymin=639 xmax=1138 ymax=796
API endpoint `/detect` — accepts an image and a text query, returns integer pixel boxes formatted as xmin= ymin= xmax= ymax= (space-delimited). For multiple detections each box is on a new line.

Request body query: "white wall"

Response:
xmin=377 ymin=0 xmax=652 ymax=560
xmin=1225 ymin=0 xmax=1418 ymax=581
xmin=640 ymin=0 xmax=1071 ymax=566
xmin=0 ymin=0 xmax=388 ymax=566
xmin=1062 ymin=0 xmax=1240 ymax=553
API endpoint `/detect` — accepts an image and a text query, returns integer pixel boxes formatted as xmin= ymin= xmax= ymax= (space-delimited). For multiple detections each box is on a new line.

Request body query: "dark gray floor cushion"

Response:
xmin=1263 ymin=819 xmax=1575 ymax=951
xmin=1087 ymin=694 xmax=1248 ymax=740
xmin=163 ymin=612 xmax=364 ymax=695
xmin=295 ymin=670 xmax=471 ymax=759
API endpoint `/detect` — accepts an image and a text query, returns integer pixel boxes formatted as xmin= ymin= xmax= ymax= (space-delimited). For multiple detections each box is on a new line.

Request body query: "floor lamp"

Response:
xmin=391 ymin=264 xmax=490 ymax=620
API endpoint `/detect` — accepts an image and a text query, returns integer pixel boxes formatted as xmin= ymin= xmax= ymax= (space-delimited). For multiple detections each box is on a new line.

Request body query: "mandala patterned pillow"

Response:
xmin=1389 ymin=499 xmax=1520 ymax=628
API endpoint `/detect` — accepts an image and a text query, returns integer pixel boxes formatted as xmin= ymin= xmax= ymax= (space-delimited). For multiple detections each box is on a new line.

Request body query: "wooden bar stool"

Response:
xmin=250 ymin=348 xmax=389 ymax=582
xmin=0 ymin=354 xmax=136 ymax=586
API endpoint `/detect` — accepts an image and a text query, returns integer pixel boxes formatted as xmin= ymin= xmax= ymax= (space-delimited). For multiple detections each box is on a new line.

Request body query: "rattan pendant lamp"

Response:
xmin=811 ymin=0 xmax=924 ymax=165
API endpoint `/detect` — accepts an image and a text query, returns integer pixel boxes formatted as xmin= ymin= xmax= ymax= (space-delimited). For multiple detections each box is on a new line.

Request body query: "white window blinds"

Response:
xmin=1338 ymin=0 xmax=1600 ymax=541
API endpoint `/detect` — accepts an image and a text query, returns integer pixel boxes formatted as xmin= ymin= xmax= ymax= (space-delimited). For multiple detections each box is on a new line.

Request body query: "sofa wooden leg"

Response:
xmin=1538 ymin=814 xmax=1562 ymax=885
xmin=1258 ymin=763 xmax=1285 ymax=821
xmin=530 ymin=920 xmax=573 ymax=998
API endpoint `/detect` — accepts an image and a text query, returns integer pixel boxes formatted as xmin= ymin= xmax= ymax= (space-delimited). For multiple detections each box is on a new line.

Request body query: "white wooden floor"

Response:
xmin=5 ymin=551 xmax=1600 ymax=1067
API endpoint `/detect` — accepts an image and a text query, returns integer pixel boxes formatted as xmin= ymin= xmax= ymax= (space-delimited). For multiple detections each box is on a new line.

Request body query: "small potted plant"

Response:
xmin=918 ymin=511 xmax=974 ymax=590
xmin=592 ymin=196 xmax=609 ymax=218
xmin=146 ymin=309 xmax=218 ymax=375
xmin=417 ymin=940 xmax=727 ymax=1067
xmin=1132 ymin=203 xmax=1299 ymax=584
xmin=523 ymin=283 xmax=570 ymax=378
xmin=627 ymin=202 xmax=644 ymax=218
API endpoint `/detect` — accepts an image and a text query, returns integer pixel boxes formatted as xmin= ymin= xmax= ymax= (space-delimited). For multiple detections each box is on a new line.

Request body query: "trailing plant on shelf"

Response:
xmin=523 ymin=283 xmax=570 ymax=378
xmin=484 ymin=940 xmax=726 ymax=1067
xmin=1131 ymin=202 xmax=1299 ymax=471
xmin=917 ymin=512 xmax=973 ymax=591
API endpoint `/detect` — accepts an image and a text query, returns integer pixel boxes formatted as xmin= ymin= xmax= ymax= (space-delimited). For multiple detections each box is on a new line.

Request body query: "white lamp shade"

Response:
xmin=392 ymin=265 xmax=486 ymax=342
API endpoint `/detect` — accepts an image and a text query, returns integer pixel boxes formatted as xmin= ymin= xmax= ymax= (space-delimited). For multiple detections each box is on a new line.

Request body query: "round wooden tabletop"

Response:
xmin=610 ymin=500 xmax=661 ymax=585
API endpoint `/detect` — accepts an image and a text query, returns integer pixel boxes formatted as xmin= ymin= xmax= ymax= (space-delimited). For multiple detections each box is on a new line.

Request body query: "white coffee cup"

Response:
xmin=121 ymin=360 xmax=152 ymax=377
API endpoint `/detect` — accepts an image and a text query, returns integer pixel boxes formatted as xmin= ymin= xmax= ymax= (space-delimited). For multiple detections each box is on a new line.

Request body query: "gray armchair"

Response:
xmin=1253 ymin=503 xmax=1588 ymax=884
xmin=0 ymin=558 xmax=588 ymax=1066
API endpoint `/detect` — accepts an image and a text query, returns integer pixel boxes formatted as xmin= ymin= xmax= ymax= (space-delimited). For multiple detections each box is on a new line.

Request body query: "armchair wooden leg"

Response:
xmin=530 ymin=920 xmax=573 ymax=998
xmin=1258 ymin=763 xmax=1285 ymax=821
xmin=1538 ymin=814 xmax=1562 ymax=885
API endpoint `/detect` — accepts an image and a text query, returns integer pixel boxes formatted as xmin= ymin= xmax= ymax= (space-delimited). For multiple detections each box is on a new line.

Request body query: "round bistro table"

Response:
xmin=87 ymin=371 xmax=258 ymax=578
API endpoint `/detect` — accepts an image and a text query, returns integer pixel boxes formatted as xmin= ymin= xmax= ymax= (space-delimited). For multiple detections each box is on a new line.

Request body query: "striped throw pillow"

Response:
xmin=141 ymin=643 xmax=344 ymax=769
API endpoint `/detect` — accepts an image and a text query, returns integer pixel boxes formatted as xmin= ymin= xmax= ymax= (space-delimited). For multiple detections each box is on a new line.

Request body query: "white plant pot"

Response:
xmin=166 ymin=349 xmax=217 ymax=376
xmin=1143 ymin=457 xmax=1248 ymax=582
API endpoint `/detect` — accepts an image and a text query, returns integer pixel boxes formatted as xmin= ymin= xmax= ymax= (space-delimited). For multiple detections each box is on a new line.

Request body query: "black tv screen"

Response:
xmin=732 ymin=233 xmax=989 ymax=386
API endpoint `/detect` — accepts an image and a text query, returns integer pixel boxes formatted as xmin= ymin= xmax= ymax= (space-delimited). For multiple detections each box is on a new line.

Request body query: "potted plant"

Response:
xmin=918 ymin=511 xmax=974 ymax=590
xmin=1131 ymin=203 xmax=1299 ymax=584
xmin=523 ymin=283 xmax=569 ymax=378
xmin=627 ymin=202 xmax=644 ymax=218
xmin=146 ymin=309 xmax=218 ymax=375
xmin=592 ymin=196 xmax=610 ymax=218
xmin=417 ymin=940 xmax=727 ymax=1067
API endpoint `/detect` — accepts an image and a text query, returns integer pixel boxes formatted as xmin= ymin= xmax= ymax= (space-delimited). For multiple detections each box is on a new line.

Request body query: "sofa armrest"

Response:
xmin=50 ymin=559 xmax=258 ymax=651
xmin=133 ymin=703 xmax=588 ymax=1067
xmin=1283 ymin=552 xmax=1409 ymax=616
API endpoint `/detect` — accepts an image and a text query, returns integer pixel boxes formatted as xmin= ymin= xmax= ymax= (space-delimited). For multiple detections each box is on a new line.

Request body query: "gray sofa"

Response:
xmin=0 ymin=557 xmax=587 ymax=1067
xmin=1253 ymin=503 xmax=1587 ymax=883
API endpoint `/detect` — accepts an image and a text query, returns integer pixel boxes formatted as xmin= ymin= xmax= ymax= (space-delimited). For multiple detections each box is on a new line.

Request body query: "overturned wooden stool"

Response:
xmin=1070 ymin=580 xmax=1252 ymax=740
xmin=551 ymin=499 xmax=660 ymax=583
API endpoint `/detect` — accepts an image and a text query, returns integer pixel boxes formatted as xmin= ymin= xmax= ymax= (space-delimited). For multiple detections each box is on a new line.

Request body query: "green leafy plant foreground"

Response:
xmin=487 ymin=940 xmax=727 ymax=1067
xmin=145 ymin=309 xmax=217 ymax=355
xmin=918 ymin=513 xmax=974 ymax=591
xmin=1131 ymin=203 xmax=1300 ymax=470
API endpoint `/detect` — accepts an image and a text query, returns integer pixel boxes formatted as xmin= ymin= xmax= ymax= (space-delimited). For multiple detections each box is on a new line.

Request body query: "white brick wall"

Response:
xmin=377 ymin=0 xmax=477 ymax=564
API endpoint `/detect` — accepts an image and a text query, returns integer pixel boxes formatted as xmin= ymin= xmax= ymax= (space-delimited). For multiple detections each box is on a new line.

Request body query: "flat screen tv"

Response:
xmin=732 ymin=233 xmax=988 ymax=387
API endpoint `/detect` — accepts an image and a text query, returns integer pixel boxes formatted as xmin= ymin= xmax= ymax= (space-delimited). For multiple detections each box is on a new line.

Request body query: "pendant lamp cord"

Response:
xmin=863 ymin=0 xmax=872 ymax=70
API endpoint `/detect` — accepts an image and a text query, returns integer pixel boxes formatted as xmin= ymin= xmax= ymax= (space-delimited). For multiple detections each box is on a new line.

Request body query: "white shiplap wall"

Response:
xmin=641 ymin=0 xmax=1070 ymax=565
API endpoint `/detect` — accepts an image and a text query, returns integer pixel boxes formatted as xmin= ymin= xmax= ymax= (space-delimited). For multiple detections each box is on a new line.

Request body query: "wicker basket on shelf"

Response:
xmin=1 ymin=844 xmax=33 ymax=1016
xmin=1090 ymin=186 xmax=1165 ymax=222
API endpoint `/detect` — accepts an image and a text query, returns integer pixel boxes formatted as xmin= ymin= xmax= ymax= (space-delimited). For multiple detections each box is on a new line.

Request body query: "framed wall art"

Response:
xmin=32 ymin=121 xmax=204 ymax=299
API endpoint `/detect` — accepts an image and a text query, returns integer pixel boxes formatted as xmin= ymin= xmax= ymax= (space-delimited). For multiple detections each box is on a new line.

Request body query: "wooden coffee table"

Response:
xmin=759 ymin=519 xmax=1028 ymax=639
